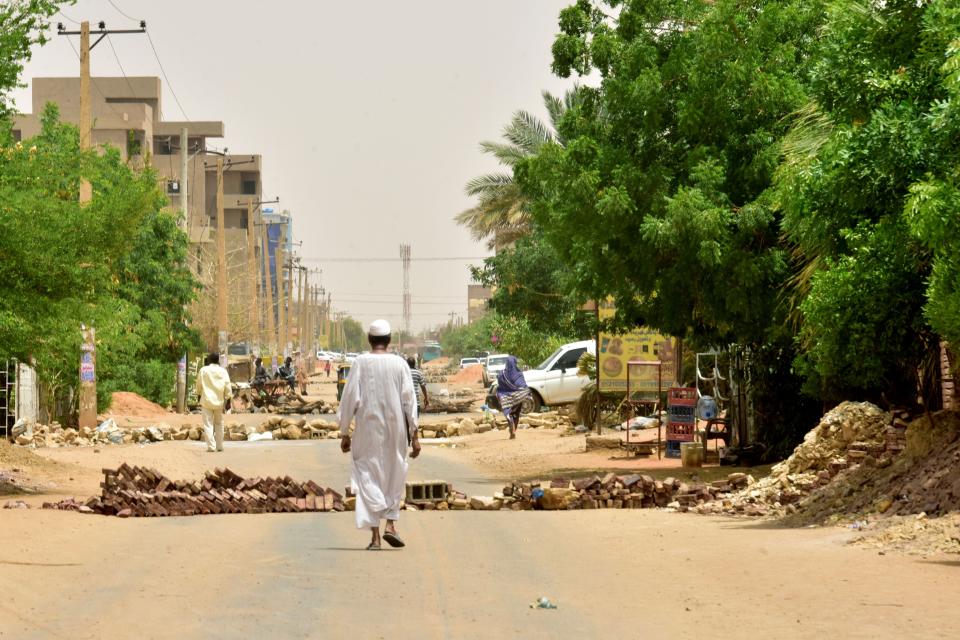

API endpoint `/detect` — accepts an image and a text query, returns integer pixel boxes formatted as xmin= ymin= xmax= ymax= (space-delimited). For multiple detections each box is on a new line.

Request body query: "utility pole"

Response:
xmin=297 ymin=266 xmax=307 ymax=352
xmin=215 ymin=157 xmax=228 ymax=363
xmin=400 ymin=243 xmax=412 ymax=344
xmin=57 ymin=20 xmax=147 ymax=203
xmin=246 ymin=199 xmax=259 ymax=353
xmin=179 ymin=128 xmax=189 ymax=231
xmin=286 ymin=257 xmax=295 ymax=354
xmin=260 ymin=222 xmax=277 ymax=361
xmin=57 ymin=20 xmax=146 ymax=429
xmin=79 ymin=22 xmax=92 ymax=204
xmin=275 ymin=239 xmax=287 ymax=359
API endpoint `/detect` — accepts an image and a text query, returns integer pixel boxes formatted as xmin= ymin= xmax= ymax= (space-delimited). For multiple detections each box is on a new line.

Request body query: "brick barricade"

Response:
xmin=42 ymin=464 xmax=344 ymax=517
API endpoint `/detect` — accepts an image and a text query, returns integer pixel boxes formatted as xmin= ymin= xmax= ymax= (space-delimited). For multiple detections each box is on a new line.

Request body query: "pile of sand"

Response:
xmin=448 ymin=364 xmax=484 ymax=384
xmin=106 ymin=391 xmax=169 ymax=417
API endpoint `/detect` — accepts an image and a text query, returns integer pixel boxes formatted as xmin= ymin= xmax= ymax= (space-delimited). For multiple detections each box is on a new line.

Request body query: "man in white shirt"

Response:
xmin=339 ymin=319 xmax=420 ymax=550
xmin=195 ymin=352 xmax=232 ymax=453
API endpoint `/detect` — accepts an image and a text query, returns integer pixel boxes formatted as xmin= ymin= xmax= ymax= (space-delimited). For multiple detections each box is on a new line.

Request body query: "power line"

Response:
xmin=106 ymin=34 xmax=138 ymax=99
xmin=57 ymin=10 xmax=81 ymax=25
xmin=106 ymin=0 xmax=138 ymax=23
xmin=301 ymin=256 xmax=487 ymax=263
xmin=145 ymin=30 xmax=190 ymax=121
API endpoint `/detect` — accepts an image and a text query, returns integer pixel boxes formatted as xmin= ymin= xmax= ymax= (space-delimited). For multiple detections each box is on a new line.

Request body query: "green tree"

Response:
xmin=0 ymin=0 xmax=61 ymax=119
xmin=776 ymin=0 xmax=957 ymax=402
xmin=471 ymin=233 xmax=591 ymax=338
xmin=0 ymin=105 xmax=200 ymax=408
xmin=456 ymin=87 xmax=583 ymax=250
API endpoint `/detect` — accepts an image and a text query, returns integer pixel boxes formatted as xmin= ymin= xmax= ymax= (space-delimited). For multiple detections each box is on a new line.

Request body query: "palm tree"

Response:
xmin=457 ymin=87 xmax=582 ymax=250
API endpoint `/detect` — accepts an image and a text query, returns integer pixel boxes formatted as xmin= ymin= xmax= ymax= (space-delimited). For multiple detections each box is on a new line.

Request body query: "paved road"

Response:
xmin=2 ymin=441 xmax=958 ymax=639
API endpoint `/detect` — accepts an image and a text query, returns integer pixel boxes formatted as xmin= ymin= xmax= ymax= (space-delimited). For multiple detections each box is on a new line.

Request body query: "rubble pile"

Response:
xmin=224 ymin=417 xmax=341 ymax=442
xmin=12 ymin=416 xmax=344 ymax=448
xmin=779 ymin=409 xmax=960 ymax=523
xmin=694 ymin=402 xmax=910 ymax=518
xmin=408 ymin=472 xmax=752 ymax=512
xmin=43 ymin=464 xmax=345 ymax=517
xmin=265 ymin=397 xmax=337 ymax=415
xmin=423 ymin=389 xmax=479 ymax=414
xmin=419 ymin=411 xmax=573 ymax=438
xmin=12 ymin=419 xmax=173 ymax=448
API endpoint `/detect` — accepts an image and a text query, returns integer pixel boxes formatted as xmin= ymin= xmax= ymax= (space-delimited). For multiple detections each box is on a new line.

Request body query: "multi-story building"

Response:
xmin=12 ymin=76 xmax=274 ymax=347
xmin=467 ymin=284 xmax=493 ymax=324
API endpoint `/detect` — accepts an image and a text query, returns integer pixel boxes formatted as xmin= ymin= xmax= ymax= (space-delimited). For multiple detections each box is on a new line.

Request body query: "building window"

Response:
xmin=154 ymin=137 xmax=173 ymax=155
xmin=241 ymin=179 xmax=257 ymax=195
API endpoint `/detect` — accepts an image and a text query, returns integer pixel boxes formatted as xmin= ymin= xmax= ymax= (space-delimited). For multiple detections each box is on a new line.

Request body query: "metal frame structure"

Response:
xmin=625 ymin=359 xmax=663 ymax=459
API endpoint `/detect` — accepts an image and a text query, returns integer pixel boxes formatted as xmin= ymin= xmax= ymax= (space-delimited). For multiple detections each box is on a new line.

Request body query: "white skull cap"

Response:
xmin=368 ymin=319 xmax=391 ymax=337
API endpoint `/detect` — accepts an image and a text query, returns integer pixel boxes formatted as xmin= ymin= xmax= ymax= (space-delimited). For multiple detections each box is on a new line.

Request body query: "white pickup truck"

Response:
xmin=486 ymin=340 xmax=596 ymax=413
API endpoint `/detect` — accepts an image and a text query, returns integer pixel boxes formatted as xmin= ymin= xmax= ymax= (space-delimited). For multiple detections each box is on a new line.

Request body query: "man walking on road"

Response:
xmin=196 ymin=352 xmax=232 ymax=453
xmin=406 ymin=355 xmax=429 ymax=418
xmin=339 ymin=319 xmax=420 ymax=550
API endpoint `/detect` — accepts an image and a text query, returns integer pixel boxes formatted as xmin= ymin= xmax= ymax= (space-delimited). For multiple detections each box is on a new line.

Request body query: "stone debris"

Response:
xmin=693 ymin=402 xmax=911 ymax=518
xmin=42 ymin=464 xmax=345 ymax=517
xmin=3 ymin=500 xmax=30 ymax=509
xmin=402 ymin=472 xmax=751 ymax=512
xmin=12 ymin=417 xmax=343 ymax=448
xmin=419 ymin=411 xmax=573 ymax=438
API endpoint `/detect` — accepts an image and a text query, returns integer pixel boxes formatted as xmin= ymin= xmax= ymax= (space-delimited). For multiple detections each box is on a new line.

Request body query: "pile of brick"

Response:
xmin=404 ymin=472 xmax=752 ymax=512
xmin=694 ymin=401 xmax=911 ymax=518
xmin=42 ymin=464 xmax=345 ymax=517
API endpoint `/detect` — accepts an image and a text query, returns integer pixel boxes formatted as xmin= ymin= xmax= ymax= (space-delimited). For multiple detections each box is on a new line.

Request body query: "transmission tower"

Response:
xmin=400 ymin=243 xmax=411 ymax=340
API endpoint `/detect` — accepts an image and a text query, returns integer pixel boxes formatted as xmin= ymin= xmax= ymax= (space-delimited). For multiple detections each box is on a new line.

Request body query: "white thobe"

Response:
xmin=338 ymin=353 xmax=418 ymax=529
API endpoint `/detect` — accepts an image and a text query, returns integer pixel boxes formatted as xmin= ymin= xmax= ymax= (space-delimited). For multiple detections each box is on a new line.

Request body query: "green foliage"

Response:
xmin=777 ymin=0 xmax=956 ymax=398
xmin=471 ymin=234 xmax=592 ymax=338
xmin=457 ymin=87 xmax=585 ymax=250
xmin=440 ymin=313 xmax=573 ymax=367
xmin=0 ymin=0 xmax=62 ymax=119
xmin=524 ymin=0 xmax=824 ymax=346
xmin=0 ymin=105 xmax=200 ymax=408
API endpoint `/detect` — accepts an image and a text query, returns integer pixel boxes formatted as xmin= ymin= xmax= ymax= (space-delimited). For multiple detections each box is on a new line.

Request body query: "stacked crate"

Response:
xmin=666 ymin=387 xmax=697 ymax=458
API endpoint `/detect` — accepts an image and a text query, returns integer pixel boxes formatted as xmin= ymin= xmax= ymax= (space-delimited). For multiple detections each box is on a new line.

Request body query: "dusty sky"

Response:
xmin=13 ymin=0 xmax=581 ymax=332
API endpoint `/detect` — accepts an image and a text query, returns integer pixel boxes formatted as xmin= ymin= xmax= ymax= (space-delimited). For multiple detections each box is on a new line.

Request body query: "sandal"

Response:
xmin=382 ymin=532 xmax=405 ymax=548
xmin=366 ymin=542 xmax=381 ymax=551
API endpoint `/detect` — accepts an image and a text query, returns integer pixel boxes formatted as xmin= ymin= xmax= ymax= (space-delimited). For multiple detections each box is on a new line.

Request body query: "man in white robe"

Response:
xmin=339 ymin=319 xmax=420 ymax=550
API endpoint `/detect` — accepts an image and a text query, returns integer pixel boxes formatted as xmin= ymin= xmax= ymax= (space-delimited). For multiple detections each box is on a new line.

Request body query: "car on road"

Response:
xmin=481 ymin=354 xmax=511 ymax=387
xmin=459 ymin=357 xmax=480 ymax=368
xmin=485 ymin=340 xmax=596 ymax=414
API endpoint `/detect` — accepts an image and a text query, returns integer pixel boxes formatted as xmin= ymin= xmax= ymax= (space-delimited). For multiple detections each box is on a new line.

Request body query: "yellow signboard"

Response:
xmin=597 ymin=298 xmax=676 ymax=395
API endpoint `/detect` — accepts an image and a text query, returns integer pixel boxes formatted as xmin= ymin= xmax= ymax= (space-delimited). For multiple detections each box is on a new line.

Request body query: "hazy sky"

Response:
xmin=13 ymin=0 xmax=581 ymax=332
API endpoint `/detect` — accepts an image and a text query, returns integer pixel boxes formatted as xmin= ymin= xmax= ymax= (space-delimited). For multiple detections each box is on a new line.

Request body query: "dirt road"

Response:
xmin=2 ymin=440 xmax=957 ymax=639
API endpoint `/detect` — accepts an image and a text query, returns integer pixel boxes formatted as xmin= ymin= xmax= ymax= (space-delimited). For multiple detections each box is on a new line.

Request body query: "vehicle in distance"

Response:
xmin=419 ymin=341 xmax=442 ymax=363
xmin=482 ymin=354 xmax=511 ymax=386
xmin=486 ymin=340 xmax=596 ymax=413
xmin=459 ymin=357 xmax=480 ymax=368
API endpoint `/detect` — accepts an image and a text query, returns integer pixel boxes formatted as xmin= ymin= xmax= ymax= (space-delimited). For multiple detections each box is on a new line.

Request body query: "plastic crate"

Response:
xmin=665 ymin=440 xmax=682 ymax=458
xmin=667 ymin=421 xmax=696 ymax=441
xmin=668 ymin=387 xmax=697 ymax=406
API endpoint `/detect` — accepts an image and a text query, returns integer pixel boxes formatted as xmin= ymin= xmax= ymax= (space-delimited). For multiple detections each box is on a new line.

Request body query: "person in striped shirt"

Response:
xmin=406 ymin=356 xmax=429 ymax=417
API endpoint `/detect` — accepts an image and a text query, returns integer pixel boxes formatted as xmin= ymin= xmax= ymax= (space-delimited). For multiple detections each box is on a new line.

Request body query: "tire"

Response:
xmin=521 ymin=390 xmax=543 ymax=414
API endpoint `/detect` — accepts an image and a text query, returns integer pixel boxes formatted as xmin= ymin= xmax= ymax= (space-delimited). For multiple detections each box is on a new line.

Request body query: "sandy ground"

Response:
xmin=2 ymin=438 xmax=959 ymax=639
xmin=4 ymin=384 xmax=959 ymax=638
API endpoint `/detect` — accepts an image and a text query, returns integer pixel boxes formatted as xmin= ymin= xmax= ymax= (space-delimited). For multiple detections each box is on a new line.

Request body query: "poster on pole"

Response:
xmin=597 ymin=298 xmax=676 ymax=394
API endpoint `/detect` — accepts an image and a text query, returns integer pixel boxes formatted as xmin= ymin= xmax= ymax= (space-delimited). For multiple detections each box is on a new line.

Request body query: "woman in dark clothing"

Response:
xmin=496 ymin=356 xmax=530 ymax=440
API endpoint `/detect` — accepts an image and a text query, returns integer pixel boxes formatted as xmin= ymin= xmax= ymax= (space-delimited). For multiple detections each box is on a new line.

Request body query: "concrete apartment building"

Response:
xmin=11 ymin=76 xmax=287 ymax=345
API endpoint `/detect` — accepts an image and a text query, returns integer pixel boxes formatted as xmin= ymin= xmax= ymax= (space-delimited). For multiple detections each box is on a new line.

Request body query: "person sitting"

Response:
xmin=276 ymin=357 xmax=297 ymax=393
xmin=251 ymin=357 xmax=270 ymax=391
